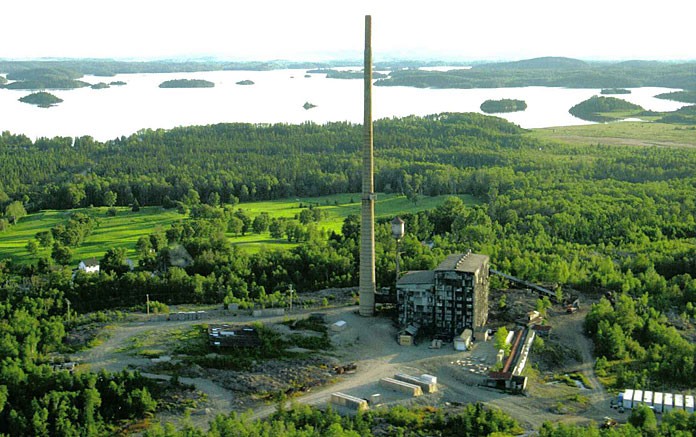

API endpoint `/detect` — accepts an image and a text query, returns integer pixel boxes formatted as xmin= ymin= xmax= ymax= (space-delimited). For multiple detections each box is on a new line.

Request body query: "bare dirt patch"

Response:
xmin=74 ymin=289 xmax=616 ymax=432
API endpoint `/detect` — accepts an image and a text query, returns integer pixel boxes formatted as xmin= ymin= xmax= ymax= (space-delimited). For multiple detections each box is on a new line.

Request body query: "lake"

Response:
xmin=0 ymin=69 xmax=688 ymax=141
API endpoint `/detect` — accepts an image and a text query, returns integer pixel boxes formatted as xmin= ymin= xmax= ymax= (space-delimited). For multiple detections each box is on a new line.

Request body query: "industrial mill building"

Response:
xmin=396 ymin=252 xmax=490 ymax=339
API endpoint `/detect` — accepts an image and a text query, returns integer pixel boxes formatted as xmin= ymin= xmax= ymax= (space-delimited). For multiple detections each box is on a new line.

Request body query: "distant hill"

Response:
xmin=374 ymin=57 xmax=696 ymax=90
xmin=3 ymin=67 xmax=90 ymax=90
xmin=655 ymin=90 xmax=696 ymax=104
xmin=613 ymin=60 xmax=666 ymax=68
xmin=478 ymin=57 xmax=589 ymax=70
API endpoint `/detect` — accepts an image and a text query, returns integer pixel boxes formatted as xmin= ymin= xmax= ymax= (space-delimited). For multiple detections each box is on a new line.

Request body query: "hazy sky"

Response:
xmin=2 ymin=0 xmax=693 ymax=61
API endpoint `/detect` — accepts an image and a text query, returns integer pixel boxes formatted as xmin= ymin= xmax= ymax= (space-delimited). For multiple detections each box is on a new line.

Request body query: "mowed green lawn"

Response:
xmin=232 ymin=193 xmax=479 ymax=252
xmin=0 ymin=206 xmax=183 ymax=264
xmin=1 ymin=193 xmax=479 ymax=264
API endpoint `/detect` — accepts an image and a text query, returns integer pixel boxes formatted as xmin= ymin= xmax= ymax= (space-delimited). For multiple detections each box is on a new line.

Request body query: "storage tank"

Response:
xmin=622 ymin=389 xmax=634 ymax=409
xmin=653 ymin=392 xmax=664 ymax=414
xmin=664 ymin=393 xmax=674 ymax=413
xmin=675 ymin=394 xmax=684 ymax=411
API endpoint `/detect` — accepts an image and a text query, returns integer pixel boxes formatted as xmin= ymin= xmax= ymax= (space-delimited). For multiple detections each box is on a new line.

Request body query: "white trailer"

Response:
xmin=622 ymin=389 xmax=634 ymax=409
xmin=653 ymin=392 xmax=664 ymax=414
xmin=685 ymin=395 xmax=694 ymax=413
xmin=633 ymin=390 xmax=643 ymax=408
xmin=664 ymin=393 xmax=674 ymax=413
xmin=643 ymin=391 xmax=653 ymax=408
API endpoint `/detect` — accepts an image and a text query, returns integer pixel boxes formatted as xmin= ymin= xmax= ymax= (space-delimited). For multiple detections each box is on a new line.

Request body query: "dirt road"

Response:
xmin=75 ymin=303 xmax=613 ymax=432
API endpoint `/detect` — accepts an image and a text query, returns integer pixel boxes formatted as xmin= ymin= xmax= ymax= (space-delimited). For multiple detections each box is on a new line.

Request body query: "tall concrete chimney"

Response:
xmin=359 ymin=15 xmax=376 ymax=317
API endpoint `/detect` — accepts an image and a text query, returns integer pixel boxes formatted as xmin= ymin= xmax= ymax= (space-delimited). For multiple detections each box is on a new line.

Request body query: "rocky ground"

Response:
xmin=71 ymin=287 xmax=615 ymax=432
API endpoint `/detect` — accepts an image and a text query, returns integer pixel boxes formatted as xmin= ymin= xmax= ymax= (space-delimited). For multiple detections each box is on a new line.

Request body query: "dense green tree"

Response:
xmin=629 ymin=404 xmax=658 ymax=435
xmin=269 ymin=218 xmax=287 ymax=239
xmin=4 ymin=201 xmax=27 ymax=225
xmin=227 ymin=216 xmax=243 ymax=236
xmin=103 ymin=190 xmax=117 ymax=207
xmin=100 ymin=248 xmax=130 ymax=275
xmin=252 ymin=212 xmax=270 ymax=234
xmin=25 ymin=240 xmax=39 ymax=256
xmin=35 ymin=231 xmax=54 ymax=248
xmin=51 ymin=243 xmax=72 ymax=265
xmin=494 ymin=326 xmax=511 ymax=355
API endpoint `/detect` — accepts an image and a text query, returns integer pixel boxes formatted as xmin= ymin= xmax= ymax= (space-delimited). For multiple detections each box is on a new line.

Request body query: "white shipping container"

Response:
xmin=653 ymin=392 xmax=664 ymax=413
xmin=643 ymin=391 xmax=653 ymax=407
xmin=420 ymin=374 xmax=437 ymax=385
xmin=675 ymin=394 xmax=684 ymax=410
xmin=664 ymin=393 xmax=674 ymax=413
xmin=623 ymin=389 xmax=634 ymax=409
xmin=685 ymin=395 xmax=694 ymax=413
xmin=633 ymin=390 xmax=643 ymax=407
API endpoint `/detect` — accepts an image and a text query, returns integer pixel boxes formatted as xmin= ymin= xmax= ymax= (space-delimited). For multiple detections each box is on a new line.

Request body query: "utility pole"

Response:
xmin=391 ymin=217 xmax=405 ymax=285
xmin=146 ymin=294 xmax=150 ymax=316
xmin=288 ymin=284 xmax=294 ymax=311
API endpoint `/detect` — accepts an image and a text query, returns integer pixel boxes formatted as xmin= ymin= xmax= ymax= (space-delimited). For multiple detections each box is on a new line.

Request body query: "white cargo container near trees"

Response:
xmin=633 ymin=390 xmax=643 ymax=408
xmin=664 ymin=393 xmax=674 ymax=413
xmin=653 ymin=392 xmax=664 ymax=413
xmin=622 ymin=389 xmax=634 ymax=409
xmin=686 ymin=395 xmax=694 ymax=413
xmin=675 ymin=394 xmax=684 ymax=411
xmin=643 ymin=391 xmax=653 ymax=407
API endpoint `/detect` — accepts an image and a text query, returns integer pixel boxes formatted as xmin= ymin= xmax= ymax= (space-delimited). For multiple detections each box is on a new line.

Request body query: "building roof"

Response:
xmin=81 ymin=258 xmax=99 ymax=267
xmin=397 ymin=270 xmax=435 ymax=286
xmin=435 ymin=252 xmax=489 ymax=273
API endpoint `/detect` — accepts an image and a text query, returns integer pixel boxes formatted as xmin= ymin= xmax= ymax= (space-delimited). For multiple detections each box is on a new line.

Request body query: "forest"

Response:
xmin=18 ymin=92 xmax=63 ymax=107
xmin=568 ymin=96 xmax=645 ymax=122
xmin=159 ymin=79 xmax=215 ymax=88
xmin=480 ymin=99 xmax=527 ymax=114
xmin=2 ymin=112 xmax=696 ymax=433
xmin=656 ymin=90 xmax=696 ymax=104
xmin=374 ymin=57 xmax=696 ymax=90
xmin=601 ymin=89 xmax=631 ymax=95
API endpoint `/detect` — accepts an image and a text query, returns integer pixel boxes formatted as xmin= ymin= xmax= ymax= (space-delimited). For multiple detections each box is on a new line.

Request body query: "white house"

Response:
xmin=78 ymin=258 xmax=100 ymax=274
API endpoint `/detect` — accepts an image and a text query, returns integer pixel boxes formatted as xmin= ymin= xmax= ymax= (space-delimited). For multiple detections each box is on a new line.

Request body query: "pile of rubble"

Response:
xmin=210 ymin=356 xmax=339 ymax=405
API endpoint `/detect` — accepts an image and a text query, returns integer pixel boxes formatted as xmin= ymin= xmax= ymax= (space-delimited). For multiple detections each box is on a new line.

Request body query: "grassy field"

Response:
xmin=0 ymin=206 xmax=183 ymax=265
xmin=1 ymin=193 xmax=479 ymax=264
xmin=531 ymin=122 xmax=696 ymax=148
